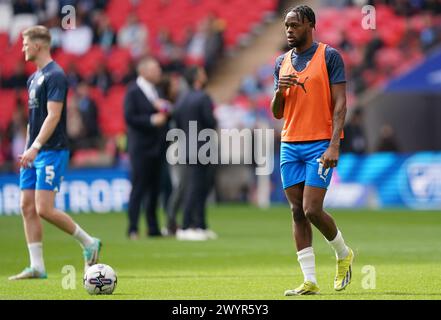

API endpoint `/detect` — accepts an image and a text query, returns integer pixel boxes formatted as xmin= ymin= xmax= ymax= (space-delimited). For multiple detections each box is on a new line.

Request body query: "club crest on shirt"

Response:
xmin=37 ymin=75 xmax=45 ymax=85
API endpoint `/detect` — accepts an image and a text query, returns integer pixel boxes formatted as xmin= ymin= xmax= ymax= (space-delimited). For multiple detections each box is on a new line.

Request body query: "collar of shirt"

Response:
xmin=136 ymin=76 xmax=158 ymax=104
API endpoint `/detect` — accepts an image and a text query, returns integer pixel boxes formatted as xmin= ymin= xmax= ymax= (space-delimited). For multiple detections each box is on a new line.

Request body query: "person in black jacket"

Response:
xmin=173 ymin=66 xmax=217 ymax=241
xmin=124 ymin=57 xmax=169 ymax=239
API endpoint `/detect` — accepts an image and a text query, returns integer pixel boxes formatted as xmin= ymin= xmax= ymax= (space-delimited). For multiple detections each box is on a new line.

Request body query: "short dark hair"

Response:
xmin=184 ymin=66 xmax=200 ymax=87
xmin=286 ymin=5 xmax=316 ymax=29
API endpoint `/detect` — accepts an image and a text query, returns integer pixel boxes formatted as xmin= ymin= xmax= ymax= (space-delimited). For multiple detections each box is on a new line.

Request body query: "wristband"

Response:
xmin=32 ymin=141 xmax=42 ymax=151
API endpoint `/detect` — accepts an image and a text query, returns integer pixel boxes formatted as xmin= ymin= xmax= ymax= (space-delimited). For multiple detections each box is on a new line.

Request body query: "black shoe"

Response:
xmin=147 ymin=231 xmax=162 ymax=237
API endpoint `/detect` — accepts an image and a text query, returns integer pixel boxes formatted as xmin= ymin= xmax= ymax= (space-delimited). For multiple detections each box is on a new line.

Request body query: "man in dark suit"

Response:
xmin=173 ymin=66 xmax=217 ymax=241
xmin=124 ymin=57 xmax=169 ymax=239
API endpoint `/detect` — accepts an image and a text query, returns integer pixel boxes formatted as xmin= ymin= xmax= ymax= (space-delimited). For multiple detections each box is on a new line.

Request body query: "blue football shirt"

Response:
xmin=27 ymin=61 xmax=68 ymax=150
xmin=274 ymin=42 xmax=346 ymax=91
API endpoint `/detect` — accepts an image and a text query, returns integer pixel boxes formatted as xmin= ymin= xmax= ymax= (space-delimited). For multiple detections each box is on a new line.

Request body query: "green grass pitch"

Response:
xmin=1 ymin=205 xmax=441 ymax=300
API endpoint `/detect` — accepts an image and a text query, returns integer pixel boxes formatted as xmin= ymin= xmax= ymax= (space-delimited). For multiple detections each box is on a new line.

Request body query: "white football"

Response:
xmin=83 ymin=264 xmax=117 ymax=295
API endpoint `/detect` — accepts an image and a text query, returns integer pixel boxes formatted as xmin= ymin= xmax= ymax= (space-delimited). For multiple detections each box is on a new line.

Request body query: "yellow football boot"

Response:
xmin=334 ymin=248 xmax=354 ymax=291
xmin=284 ymin=281 xmax=320 ymax=296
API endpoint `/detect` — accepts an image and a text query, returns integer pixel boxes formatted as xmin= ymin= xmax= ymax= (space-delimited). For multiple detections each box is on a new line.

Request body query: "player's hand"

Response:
xmin=150 ymin=112 xmax=168 ymax=127
xmin=154 ymin=99 xmax=172 ymax=113
xmin=19 ymin=148 xmax=38 ymax=168
xmin=277 ymin=74 xmax=298 ymax=92
xmin=320 ymin=145 xmax=340 ymax=169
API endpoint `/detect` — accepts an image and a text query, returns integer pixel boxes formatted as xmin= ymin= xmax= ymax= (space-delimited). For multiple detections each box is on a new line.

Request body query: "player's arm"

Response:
xmin=34 ymin=101 xmax=63 ymax=147
xmin=19 ymin=101 xmax=63 ymax=168
xmin=271 ymin=74 xmax=298 ymax=119
xmin=321 ymin=82 xmax=347 ymax=169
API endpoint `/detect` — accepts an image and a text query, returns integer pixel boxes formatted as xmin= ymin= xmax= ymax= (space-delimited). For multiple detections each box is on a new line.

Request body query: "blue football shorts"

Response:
xmin=280 ymin=140 xmax=333 ymax=190
xmin=20 ymin=150 xmax=69 ymax=192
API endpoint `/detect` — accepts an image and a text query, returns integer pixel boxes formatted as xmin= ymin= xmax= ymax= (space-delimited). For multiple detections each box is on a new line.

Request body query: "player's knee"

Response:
xmin=20 ymin=201 xmax=36 ymax=219
xmin=35 ymin=202 xmax=52 ymax=220
xmin=290 ymin=203 xmax=306 ymax=223
xmin=303 ymin=205 xmax=321 ymax=223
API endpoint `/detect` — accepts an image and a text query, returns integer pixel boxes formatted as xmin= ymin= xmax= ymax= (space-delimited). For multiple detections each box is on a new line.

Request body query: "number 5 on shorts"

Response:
xmin=45 ymin=165 xmax=55 ymax=186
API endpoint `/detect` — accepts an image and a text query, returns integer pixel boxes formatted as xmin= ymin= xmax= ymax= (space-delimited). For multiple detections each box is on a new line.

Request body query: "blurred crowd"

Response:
xmin=0 ymin=0 xmax=226 ymax=172
xmin=1 ymin=0 xmax=439 ymax=206
xmin=223 ymin=0 xmax=441 ymax=157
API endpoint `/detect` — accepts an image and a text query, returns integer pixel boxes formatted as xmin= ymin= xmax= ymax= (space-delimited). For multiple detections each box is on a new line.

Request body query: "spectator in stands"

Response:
xmin=204 ymin=15 xmax=225 ymax=73
xmin=67 ymin=95 xmax=87 ymax=152
xmin=376 ymin=124 xmax=400 ymax=152
xmin=65 ymin=62 xmax=83 ymax=89
xmin=341 ymin=108 xmax=367 ymax=154
xmin=162 ymin=46 xmax=187 ymax=74
xmin=124 ymin=57 xmax=169 ymax=239
xmin=363 ymin=29 xmax=383 ymax=70
xmin=186 ymin=18 xmax=210 ymax=65
xmin=117 ymin=13 xmax=148 ymax=58
xmin=173 ymin=66 xmax=217 ymax=241
xmin=67 ymin=82 xmax=101 ymax=155
xmin=13 ymin=0 xmax=34 ymax=14
xmin=121 ymin=59 xmax=138 ymax=84
xmin=76 ymin=82 xmax=101 ymax=142
xmin=61 ymin=16 xmax=93 ymax=55
xmin=88 ymin=62 xmax=113 ymax=94
xmin=7 ymin=97 xmax=28 ymax=171
xmin=31 ymin=0 xmax=58 ymax=23
xmin=420 ymin=14 xmax=438 ymax=52
xmin=3 ymin=61 xmax=27 ymax=89
xmin=156 ymin=28 xmax=175 ymax=63
xmin=92 ymin=12 xmax=116 ymax=52
xmin=0 ymin=129 xmax=12 ymax=173
xmin=46 ymin=16 xmax=63 ymax=50
xmin=185 ymin=14 xmax=225 ymax=72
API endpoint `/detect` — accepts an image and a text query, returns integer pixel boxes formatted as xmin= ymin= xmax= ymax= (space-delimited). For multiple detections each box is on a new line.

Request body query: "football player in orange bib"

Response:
xmin=271 ymin=5 xmax=354 ymax=296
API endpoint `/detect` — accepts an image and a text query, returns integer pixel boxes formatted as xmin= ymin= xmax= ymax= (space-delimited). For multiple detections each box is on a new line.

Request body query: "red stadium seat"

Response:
xmin=106 ymin=47 xmax=132 ymax=80
xmin=98 ymin=86 xmax=126 ymax=136
xmin=0 ymin=32 xmax=9 ymax=51
xmin=75 ymin=46 xmax=106 ymax=78
xmin=0 ymin=90 xmax=17 ymax=131
xmin=375 ymin=47 xmax=403 ymax=70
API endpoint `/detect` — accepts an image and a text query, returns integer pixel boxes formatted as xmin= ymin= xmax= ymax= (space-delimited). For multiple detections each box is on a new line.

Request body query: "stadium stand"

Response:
xmin=1 ymin=0 xmax=440 ymax=172
xmin=0 ymin=0 xmax=279 ymax=171
xmin=216 ymin=2 xmax=441 ymax=143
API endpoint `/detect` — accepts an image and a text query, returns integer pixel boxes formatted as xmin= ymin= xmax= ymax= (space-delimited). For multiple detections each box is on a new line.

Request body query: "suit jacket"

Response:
xmin=124 ymin=82 xmax=167 ymax=157
xmin=173 ymin=89 xmax=217 ymax=163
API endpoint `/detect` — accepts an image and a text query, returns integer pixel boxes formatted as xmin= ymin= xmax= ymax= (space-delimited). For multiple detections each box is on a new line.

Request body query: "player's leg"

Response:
xmin=9 ymin=187 xmax=47 ymax=280
xmin=302 ymin=186 xmax=338 ymax=240
xmin=144 ymin=157 xmax=162 ymax=236
xmin=178 ymin=165 xmax=208 ymax=241
xmin=283 ymin=182 xmax=319 ymax=296
xmin=285 ymin=182 xmax=311 ymax=251
xmin=303 ymin=186 xmax=353 ymax=290
xmin=10 ymin=166 xmax=46 ymax=280
xmin=34 ymin=150 xmax=101 ymax=270
xmin=303 ymin=140 xmax=353 ymax=291
xmin=280 ymin=142 xmax=319 ymax=296
xmin=35 ymin=190 xmax=101 ymax=270
xmin=127 ymin=153 xmax=148 ymax=239
xmin=21 ymin=190 xmax=42 ymax=245
xmin=166 ymin=164 xmax=188 ymax=234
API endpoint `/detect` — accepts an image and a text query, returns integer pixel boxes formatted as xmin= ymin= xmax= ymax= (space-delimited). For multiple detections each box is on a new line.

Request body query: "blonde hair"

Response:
xmin=22 ymin=25 xmax=51 ymax=45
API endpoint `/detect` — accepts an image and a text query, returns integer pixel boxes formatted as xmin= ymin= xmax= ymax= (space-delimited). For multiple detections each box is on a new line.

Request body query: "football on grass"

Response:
xmin=83 ymin=264 xmax=117 ymax=295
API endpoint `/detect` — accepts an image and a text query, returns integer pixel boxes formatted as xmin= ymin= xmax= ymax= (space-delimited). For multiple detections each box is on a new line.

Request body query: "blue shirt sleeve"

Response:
xmin=46 ymin=71 xmax=67 ymax=102
xmin=325 ymin=46 xmax=346 ymax=85
xmin=273 ymin=54 xmax=285 ymax=91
